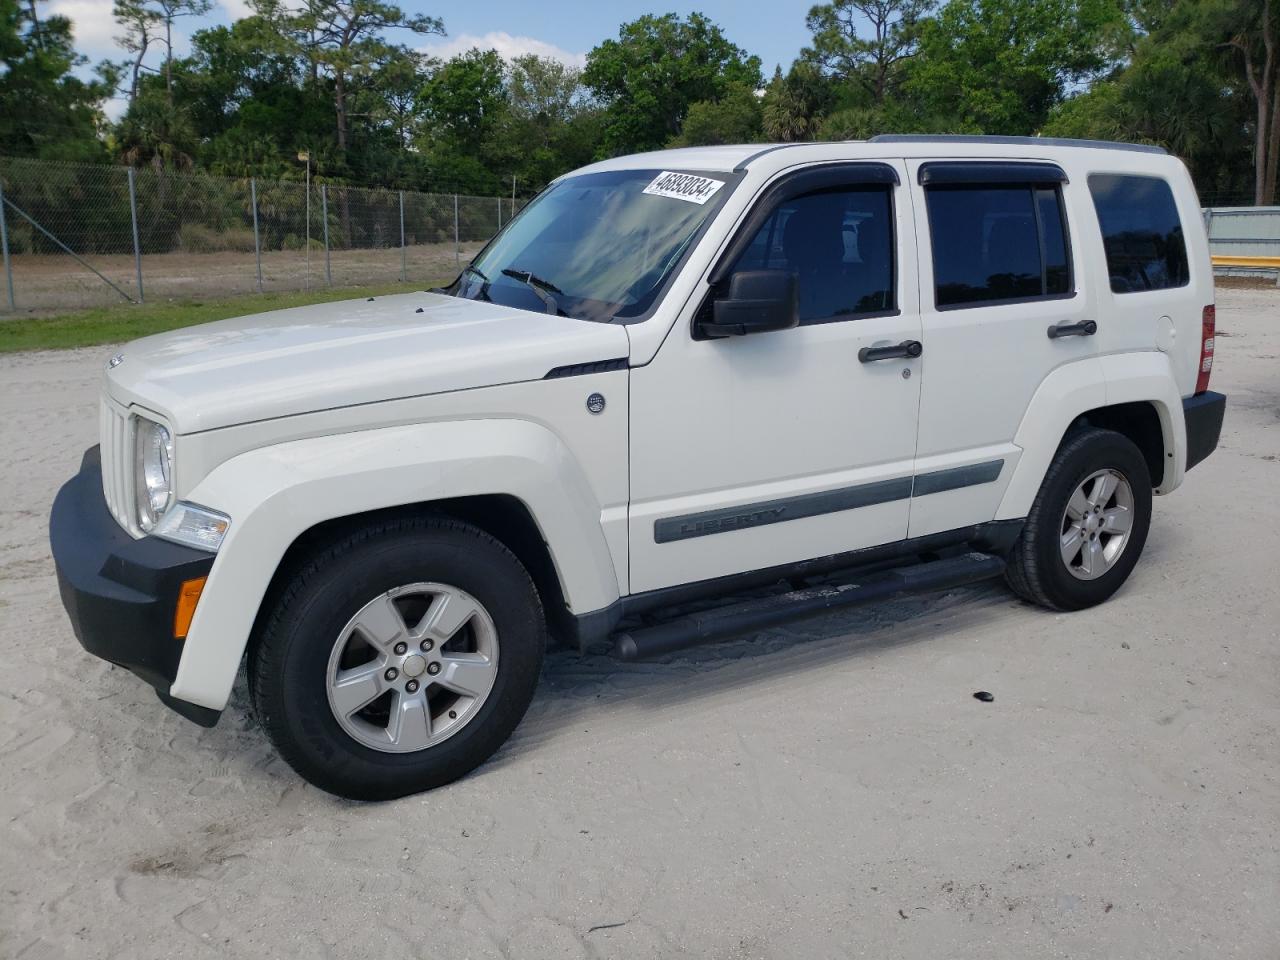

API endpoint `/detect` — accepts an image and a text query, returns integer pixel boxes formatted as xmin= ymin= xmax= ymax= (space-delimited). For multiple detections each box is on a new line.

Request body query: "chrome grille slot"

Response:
xmin=99 ymin=398 xmax=134 ymax=532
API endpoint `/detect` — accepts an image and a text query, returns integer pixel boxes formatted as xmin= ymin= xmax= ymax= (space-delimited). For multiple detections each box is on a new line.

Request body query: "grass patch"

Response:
xmin=0 ymin=282 xmax=446 ymax=353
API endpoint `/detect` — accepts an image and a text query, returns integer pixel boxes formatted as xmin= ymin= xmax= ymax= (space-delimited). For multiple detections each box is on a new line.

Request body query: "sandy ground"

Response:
xmin=1 ymin=286 xmax=1277 ymax=959
xmin=1 ymin=242 xmax=486 ymax=314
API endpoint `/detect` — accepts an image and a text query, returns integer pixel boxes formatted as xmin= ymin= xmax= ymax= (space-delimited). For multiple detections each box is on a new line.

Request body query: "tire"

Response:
xmin=249 ymin=516 xmax=545 ymax=800
xmin=1006 ymin=427 xmax=1152 ymax=611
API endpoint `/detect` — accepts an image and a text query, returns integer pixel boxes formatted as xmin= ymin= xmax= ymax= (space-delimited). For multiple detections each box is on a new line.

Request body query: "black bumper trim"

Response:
xmin=50 ymin=446 xmax=221 ymax=726
xmin=1183 ymin=391 xmax=1226 ymax=473
xmin=156 ymin=689 xmax=222 ymax=727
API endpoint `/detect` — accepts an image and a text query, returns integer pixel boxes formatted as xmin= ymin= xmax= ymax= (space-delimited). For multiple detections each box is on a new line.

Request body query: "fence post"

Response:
xmin=304 ymin=171 xmax=311 ymax=289
xmin=453 ymin=193 xmax=460 ymax=266
xmin=250 ymin=177 xmax=263 ymax=293
xmin=321 ymin=184 xmax=331 ymax=287
xmin=127 ymin=168 xmax=144 ymax=303
xmin=497 ymin=196 xmax=501 ymax=230
xmin=399 ymin=190 xmax=407 ymax=283
xmin=0 ymin=179 xmax=14 ymax=312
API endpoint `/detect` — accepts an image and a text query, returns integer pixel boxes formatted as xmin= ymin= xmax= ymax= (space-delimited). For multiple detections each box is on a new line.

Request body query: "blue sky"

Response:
xmin=49 ymin=0 xmax=815 ymax=117
xmin=415 ymin=1 xmax=812 ymax=73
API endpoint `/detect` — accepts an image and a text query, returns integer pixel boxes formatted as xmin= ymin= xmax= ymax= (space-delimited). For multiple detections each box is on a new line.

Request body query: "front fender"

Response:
xmin=170 ymin=419 xmax=619 ymax=710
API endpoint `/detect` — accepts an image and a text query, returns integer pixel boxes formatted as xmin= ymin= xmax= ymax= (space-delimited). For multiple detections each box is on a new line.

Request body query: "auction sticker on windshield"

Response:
xmin=642 ymin=171 xmax=726 ymax=205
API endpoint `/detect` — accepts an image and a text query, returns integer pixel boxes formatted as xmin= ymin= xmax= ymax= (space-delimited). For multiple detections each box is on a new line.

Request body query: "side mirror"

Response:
xmin=698 ymin=270 xmax=799 ymax=338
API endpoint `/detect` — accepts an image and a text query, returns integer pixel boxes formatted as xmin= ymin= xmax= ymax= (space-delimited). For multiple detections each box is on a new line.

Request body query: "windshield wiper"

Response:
xmin=501 ymin=268 xmax=564 ymax=315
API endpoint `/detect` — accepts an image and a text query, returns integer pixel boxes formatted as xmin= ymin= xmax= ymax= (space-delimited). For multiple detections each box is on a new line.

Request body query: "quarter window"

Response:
xmin=728 ymin=186 xmax=895 ymax=324
xmin=1088 ymin=174 xmax=1189 ymax=293
xmin=926 ymin=185 xmax=1073 ymax=308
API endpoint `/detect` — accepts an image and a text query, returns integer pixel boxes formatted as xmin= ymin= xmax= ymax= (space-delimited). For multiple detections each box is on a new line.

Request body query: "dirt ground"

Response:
xmin=1 ymin=241 xmax=485 ymax=313
xmin=0 ymin=286 xmax=1277 ymax=959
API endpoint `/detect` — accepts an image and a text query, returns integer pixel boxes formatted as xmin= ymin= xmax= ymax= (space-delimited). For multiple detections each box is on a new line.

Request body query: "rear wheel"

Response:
xmin=1006 ymin=428 xmax=1152 ymax=611
xmin=250 ymin=517 xmax=545 ymax=800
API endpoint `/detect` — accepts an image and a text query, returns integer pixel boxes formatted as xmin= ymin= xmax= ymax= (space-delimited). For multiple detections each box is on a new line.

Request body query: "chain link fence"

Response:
xmin=0 ymin=157 xmax=525 ymax=314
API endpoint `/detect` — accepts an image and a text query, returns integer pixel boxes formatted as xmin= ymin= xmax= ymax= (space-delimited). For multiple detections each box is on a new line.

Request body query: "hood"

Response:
xmin=104 ymin=292 xmax=631 ymax=433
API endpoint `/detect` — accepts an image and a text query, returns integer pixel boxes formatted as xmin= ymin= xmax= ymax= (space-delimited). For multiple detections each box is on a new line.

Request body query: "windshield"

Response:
xmin=451 ymin=168 xmax=735 ymax=322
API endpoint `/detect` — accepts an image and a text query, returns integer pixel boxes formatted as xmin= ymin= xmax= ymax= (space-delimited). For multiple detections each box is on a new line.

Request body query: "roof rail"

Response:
xmin=869 ymin=134 xmax=1168 ymax=156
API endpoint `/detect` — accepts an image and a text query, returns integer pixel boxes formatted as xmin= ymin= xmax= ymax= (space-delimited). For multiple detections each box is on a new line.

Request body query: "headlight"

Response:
xmin=134 ymin=416 xmax=174 ymax=531
xmin=153 ymin=501 xmax=230 ymax=552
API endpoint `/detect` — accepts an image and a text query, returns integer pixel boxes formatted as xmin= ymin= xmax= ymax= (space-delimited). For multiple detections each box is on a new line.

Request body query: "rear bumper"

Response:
xmin=49 ymin=446 xmax=221 ymax=727
xmin=1183 ymin=391 xmax=1226 ymax=473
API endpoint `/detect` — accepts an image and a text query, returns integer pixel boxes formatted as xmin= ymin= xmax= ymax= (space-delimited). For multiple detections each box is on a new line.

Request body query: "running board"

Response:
xmin=610 ymin=552 xmax=1006 ymax=661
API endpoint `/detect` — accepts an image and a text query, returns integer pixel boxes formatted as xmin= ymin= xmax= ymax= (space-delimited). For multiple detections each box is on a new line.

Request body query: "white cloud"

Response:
xmin=419 ymin=31 xmax=587 ymax=69
xmin=102 ymin=95 xmax=129 ymax=122
xmin=49 ymin=0 xmax=197 ymax=61
xmin=219 ymin=0 xmax=253 ymax=20
xmin=48 ymin=0 xmax=118 ymax=57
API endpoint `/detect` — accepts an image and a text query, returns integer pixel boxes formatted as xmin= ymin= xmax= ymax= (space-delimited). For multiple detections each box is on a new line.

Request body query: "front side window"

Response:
xmin=726 ymin=186 xmax=895 ymax=324
xmin=1088 ymin=174 xmax=1189 ymax=293
xmin=926 ymin=185 xmax=1073 ymax=308
xmin=455 ymin=168 xmax=734 ymax=322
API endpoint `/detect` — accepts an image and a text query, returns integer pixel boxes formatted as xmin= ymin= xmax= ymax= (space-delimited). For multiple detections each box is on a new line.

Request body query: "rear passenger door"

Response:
xmin=907 ymin=160 xmax=1099 ymax=538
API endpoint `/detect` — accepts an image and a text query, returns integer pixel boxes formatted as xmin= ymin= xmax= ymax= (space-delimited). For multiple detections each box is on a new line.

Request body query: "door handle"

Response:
xmin=1047 ymin=320 xmax=1097 ymax=339
xmin=858 ymin=340 xmax=923 ymax=363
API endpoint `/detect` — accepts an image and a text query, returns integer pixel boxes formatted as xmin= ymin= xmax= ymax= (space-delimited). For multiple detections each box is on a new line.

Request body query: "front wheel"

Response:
xmin=249 ymin=517 xmax=545 ymax=800
xmin=1006 ymin=428 xmax=1153 ymax=611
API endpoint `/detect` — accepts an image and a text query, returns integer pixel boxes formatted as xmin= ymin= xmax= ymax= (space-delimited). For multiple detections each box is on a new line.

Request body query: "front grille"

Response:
xmin=99 ymin=397 xmax=134 ymax=533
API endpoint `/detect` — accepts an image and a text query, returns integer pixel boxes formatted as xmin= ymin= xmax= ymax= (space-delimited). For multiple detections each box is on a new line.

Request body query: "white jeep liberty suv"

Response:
xmin=51 ymin=136 xmax=1226 ymax=799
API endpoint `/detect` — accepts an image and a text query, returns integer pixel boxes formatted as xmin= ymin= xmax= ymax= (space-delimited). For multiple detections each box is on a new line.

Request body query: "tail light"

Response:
xmin=1195 ymin=304 xmax=1215 ymax=394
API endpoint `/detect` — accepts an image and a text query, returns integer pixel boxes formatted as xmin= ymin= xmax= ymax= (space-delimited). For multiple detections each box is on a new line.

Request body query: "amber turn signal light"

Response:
xmin=173 ymin=576 xmax=207 ymax=639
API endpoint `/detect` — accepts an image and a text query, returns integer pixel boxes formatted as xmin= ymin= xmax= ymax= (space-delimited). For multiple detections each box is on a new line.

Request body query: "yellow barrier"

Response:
xmin=1212 ymin=254 xmax=1280 ymax=269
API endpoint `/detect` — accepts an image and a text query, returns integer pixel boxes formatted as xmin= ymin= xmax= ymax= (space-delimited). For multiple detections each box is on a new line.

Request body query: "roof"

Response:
xmin=868 ymin=134 xmax=1167 ymax=155
xmin=574 ymin=144 xmax=785 ymax=175
xmin=571 ymin=135 xmax=1171 ymax=180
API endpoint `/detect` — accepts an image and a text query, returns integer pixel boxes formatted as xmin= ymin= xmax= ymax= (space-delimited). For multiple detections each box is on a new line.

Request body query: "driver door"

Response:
xmin=627 ymin=161 xmax=923 ymax=594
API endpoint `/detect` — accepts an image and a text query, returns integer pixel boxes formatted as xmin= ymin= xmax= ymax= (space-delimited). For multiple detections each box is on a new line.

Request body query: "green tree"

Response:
xmin=256 ymin=0 xmax=443 ymax=158
xmin=508 ymin=53 xmax=584 ymax=125
xmin=113 ymin=0 xmax=212 ymax=106
xmin=177 ymin=19 xmax=328 ymax=176
xmin=1045 ymin=1 xmax=1261 ymax=202
xmin=503 ymin=54 xmax=602 ymax=187
xmin=669 ymin=83 xmax=763 ymax=146
xmin=802 ymin=0 xmax=933 ymax=103
xmin=415 ymin=48 xmax=509 ymax=192
xmin=1182 ymin=0 xmax=1278 ymax=203
xmin=761 ymin=62 xmax=834 ymax=141
xmin=904 ymin=0 xmax=1126 ymax=134
xmin=113 ymin=0 xmax=160 ymax=104
xmin=583 ymin=13 xmax=762 ymax=154
xmin=417 ymin=48 xmax=506 ymax=151
xmin=116 ymin=86 xmax=199 ymax=167
xmin=370 ymin=48 xmax=431 ymax=148
xmin=152 ymin=0 xmax=214 ymax=101
xmin=0 ymin=0 xmax=113 ymax=160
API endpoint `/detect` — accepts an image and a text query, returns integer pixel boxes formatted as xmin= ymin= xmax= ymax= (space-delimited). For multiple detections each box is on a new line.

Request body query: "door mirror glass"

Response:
xmin=699 ymin=270 xmax=799 ymax=338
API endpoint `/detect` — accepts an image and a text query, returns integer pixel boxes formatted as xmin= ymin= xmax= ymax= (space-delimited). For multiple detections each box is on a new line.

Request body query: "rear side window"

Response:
xmin=1088 ymin=174 xmax=1189 ymax=293
xmin=728 ymin=185 xmax=895 ymax=324
xmin=926 ymin=186 xmax=1073 ymax=308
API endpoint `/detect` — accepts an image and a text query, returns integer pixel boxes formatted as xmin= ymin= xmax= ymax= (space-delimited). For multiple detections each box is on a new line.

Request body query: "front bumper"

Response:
xmin=1183 ymin=391 xmax=1226 ymax=473
xmin=50 ymin=446 xmax=221 ymax=727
